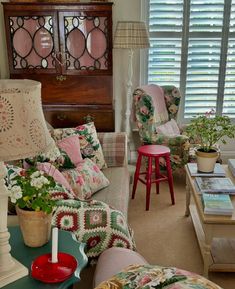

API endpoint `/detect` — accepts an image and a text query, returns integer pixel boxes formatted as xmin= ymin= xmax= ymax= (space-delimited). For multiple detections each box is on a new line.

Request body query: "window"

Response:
xmin=145 ymin=0 xmax=235 ymax=121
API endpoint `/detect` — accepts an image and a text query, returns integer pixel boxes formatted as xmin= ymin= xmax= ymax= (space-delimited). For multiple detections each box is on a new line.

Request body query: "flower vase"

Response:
xmin=16 ymin=206 xmax=52 ymax=247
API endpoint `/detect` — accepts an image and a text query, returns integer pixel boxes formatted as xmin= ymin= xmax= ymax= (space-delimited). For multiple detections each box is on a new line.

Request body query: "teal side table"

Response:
xmin=3 ymin=226 xmax=88 ymax=289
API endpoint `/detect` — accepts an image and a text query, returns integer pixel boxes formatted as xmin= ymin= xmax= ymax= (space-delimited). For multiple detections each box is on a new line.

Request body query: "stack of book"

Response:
xmin=195 ymin=177 xmax=235 ymax=194
xmin=228 ymin=159 xmax=235 ymax=177
xmin=202 ymin=193 xmax=234 ymax=216
xmin=187 ymin=163 xmax=226 ymax=177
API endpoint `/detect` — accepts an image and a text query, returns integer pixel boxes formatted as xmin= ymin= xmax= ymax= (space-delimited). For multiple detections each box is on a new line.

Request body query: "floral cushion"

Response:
xmin=61 ymin=158 xmax=110 ymax=200
xmin=52 ymin=122 xmax=107 ymax=169
xmin=94 ymin=264 xmax=222 ymax=289
xmin=52 ymin=199 xmax=136 ymax=258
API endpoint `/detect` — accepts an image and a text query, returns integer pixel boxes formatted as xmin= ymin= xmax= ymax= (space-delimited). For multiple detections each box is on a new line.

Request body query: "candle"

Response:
xmin=51 ymin=227 xmax=58 ymax=263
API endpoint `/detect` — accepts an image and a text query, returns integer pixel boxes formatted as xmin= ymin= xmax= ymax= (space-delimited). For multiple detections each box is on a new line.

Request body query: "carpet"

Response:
xmin=75 ymin=171 xmax=235 ymax=289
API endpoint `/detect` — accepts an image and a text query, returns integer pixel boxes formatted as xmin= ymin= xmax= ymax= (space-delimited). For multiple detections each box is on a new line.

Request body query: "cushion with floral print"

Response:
xmin=51 ymin=122 xmax=107 ymax=169
xmin=61 ymin=158 xmax=110 ymax=200
xmin=94 ymin=264 xmax=223 ymax=289
xmin=52 ymin=199 xmax=136 ymax=258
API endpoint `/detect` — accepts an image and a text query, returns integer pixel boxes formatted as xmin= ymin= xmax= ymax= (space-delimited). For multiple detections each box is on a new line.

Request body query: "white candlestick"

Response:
xmin=51 ymin=227 xmax=58 ymax=263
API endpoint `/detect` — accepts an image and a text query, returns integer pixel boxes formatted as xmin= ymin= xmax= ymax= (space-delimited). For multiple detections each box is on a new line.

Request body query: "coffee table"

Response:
xmin=2 ymin=226 xmax=88 ymax=289
xmin=185 ymin=164 xmax=235 ymax=277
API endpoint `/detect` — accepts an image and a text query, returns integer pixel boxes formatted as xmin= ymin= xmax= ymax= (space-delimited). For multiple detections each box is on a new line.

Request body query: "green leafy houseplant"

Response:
xmin=186 ymin=111 xmax=235 ymax=152
xmin=8 ymin=167 xmax=56 ymax=214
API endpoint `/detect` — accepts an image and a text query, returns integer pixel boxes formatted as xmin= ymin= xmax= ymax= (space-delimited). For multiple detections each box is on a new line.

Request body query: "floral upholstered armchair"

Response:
xmin=132 ymin=84 xmax=190 ymax=170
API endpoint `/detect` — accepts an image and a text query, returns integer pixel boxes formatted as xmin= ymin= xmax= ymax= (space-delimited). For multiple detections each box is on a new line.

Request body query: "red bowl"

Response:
xmin=31 ymin=252 xmax=77 ymax=283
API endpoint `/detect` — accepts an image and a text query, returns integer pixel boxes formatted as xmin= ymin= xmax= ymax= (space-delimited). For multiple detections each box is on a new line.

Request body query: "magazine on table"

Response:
xmin=195 ymin=177 xmax=235 ymax=194
xmin=187 ymin=163 xmax=226 ymax=177
xmin=201 ymin=193 xmax=234 ymax=215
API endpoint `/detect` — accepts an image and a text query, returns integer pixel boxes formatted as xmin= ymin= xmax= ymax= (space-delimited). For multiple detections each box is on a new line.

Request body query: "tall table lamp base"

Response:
xmin=0 ymin=258 xmax=28 ymax=288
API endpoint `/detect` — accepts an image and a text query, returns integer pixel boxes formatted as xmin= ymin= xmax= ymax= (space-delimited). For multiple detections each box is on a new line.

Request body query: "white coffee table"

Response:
xmin=185 ymin=164 xmax=235 ymax=277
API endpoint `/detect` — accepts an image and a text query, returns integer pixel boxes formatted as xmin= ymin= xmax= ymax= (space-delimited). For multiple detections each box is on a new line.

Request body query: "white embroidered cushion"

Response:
xmin=156 ymin=119 xmax=181 ymax=136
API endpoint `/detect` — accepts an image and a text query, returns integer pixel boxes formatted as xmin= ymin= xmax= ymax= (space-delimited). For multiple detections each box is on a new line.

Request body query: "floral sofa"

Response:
xmin=132 ymin=84 xmax=190 ymax=170
xmin=7 ymin=122 xmax=135 ymax=259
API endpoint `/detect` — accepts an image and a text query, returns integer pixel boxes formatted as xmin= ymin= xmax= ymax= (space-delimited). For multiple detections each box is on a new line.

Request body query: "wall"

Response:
xmin=0 ymin=0 xmax=141 ymax=135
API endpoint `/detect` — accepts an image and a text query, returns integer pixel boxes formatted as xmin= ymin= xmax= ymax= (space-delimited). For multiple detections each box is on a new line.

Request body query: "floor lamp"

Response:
xmin=113 ymin=21 xmax=150 ymax=137
xmin=0 ymin=79 xmax=55 ymax=287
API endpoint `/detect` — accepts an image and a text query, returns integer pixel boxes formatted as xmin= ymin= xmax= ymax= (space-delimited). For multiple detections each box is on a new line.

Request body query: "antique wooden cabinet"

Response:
xmin=3 ymin=1 xmax=114 ymax=131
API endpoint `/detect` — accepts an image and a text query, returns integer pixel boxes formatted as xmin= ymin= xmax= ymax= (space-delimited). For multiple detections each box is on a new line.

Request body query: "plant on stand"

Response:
xmin=186 ymin=110 xmax=235 ymax=172
xmin=8 ymin=167 xmax=56 ymax=247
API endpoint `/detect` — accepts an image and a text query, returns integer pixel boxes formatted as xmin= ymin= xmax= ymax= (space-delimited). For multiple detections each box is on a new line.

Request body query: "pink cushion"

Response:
xmin=141 ymin=84 xmax=169 ymax=124
xmin=37 ymin=162 xmax=74 ymax=194
xmin=156 ymin=119 xmax=180 ymax=136
xmin=57 ymin=135 xmax=83 ymax=166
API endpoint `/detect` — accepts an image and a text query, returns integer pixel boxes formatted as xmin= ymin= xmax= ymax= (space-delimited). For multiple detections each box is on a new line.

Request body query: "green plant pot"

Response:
xmin=196 ymin=149 xmax=219 ymax=173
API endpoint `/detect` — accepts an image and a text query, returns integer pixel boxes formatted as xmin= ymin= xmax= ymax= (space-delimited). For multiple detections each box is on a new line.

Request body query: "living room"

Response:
xmin=0 ymin=1 xmax=235 ymax=289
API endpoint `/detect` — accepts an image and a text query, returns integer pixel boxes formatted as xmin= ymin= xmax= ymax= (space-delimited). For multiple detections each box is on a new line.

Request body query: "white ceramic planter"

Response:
xmin=196 ymin=149 xmax=219 ymax=173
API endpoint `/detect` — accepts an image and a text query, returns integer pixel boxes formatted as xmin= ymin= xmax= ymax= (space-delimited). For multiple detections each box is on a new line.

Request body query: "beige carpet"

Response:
xmin=75 ymin=172 xmax=235 ymax=289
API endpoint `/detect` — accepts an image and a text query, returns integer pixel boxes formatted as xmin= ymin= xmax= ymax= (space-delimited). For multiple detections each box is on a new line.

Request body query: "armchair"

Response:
xmin=132 ymin=84 xmax=190 ymax=170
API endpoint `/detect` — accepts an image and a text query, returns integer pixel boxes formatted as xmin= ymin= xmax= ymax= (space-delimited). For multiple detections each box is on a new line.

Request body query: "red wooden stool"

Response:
xmin=132 ymin=145 xmax=175 ymax=211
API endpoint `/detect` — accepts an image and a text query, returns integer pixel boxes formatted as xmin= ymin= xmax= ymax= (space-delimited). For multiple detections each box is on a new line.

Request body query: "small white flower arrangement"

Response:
xmin=8 ymin=167 xmax=56 ymax=214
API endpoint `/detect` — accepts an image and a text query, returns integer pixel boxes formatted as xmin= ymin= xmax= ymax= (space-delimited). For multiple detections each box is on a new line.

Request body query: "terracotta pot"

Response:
xmin=196 ymin=149 xmax=219 ymax=173
xmin=16 ymin=206 xmax=52 ymax=247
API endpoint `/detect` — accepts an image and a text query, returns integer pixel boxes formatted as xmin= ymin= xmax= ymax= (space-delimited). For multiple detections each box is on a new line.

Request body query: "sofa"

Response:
xmin=8 ymin=131 xmax=130 ymax=227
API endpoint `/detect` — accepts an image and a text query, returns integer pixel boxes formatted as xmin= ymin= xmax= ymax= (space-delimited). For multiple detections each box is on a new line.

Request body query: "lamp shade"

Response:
xmin=0 ymin=79 xmax=54 ymax=161
xmin=113 ymin=21 xmax=150 ymax=49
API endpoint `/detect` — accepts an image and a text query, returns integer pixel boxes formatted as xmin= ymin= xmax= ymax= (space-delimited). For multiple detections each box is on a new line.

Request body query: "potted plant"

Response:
xmin=186 ymin=110 xmax=235 ymax=172
xmin=8 ymin=167 xmax=56 ymax=247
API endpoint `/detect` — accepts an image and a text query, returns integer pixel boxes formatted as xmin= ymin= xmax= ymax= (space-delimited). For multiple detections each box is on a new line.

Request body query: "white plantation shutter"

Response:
xmin=223 ymin=1 xmax=235 ymax=117
xmin=148 ymin=0 xmax=183 ymax=86
xmin=184 ymin=0 xmax=224 ymax=118
xmin=147 ymin=0 xmax=235 ymax=120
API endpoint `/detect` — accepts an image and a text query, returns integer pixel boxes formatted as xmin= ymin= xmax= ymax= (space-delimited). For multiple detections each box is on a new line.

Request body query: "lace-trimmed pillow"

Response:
xmin=156 ymin=119 xmax=181 ymax=136
xmin=52 ymin=122 xmax=107 ymax=169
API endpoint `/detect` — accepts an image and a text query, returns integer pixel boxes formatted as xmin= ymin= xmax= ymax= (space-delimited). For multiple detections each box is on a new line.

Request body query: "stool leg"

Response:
xmin=165 ymin=155 xmax=175 ymax=205
xmin=155 ymin=157 xmax=160 ymax=194
xmin=132 ymin=153 xmax=142 ymax=199
xmin=146 ymin=156 xmax=152 ymax=211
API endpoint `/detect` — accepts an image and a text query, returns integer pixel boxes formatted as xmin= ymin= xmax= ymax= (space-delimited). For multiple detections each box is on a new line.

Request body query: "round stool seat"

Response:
xmin=138 ymin=145 xmax=170 ymax=157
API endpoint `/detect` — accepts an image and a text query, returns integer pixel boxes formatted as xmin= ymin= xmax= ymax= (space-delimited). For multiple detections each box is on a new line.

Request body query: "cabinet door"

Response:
xmin=58 ymin=11 xmax=112 ymax=75
xmin=4 ymin=11 xmax=59 ymax=74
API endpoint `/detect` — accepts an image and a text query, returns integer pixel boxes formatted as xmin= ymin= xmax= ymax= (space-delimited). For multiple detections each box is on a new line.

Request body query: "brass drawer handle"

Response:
xmin=56 ymin=75 xmax=67 ymax=81
xmin=84 ymin=114 xmax=95 ymax=123
xmin=56 ymin=113 xmax=67 ymax=121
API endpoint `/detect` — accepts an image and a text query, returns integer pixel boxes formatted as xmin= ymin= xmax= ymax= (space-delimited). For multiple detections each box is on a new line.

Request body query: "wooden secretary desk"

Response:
xmin=2 ymin=1 xmax=114 ymax=131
